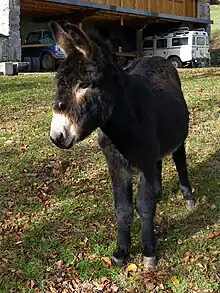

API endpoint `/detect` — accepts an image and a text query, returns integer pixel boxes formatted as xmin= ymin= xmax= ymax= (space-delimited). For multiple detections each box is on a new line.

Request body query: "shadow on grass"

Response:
xmin=156 ymin=149 xmax=220 ymax=258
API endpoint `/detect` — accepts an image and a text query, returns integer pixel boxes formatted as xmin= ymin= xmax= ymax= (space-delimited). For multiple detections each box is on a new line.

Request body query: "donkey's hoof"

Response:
xmin=185 ymin=199 xmax=195 ymax=210
xmin=112 ymin=255 xmax=125 ymax=267
xmin=112 ymin=250 xmax=129 ymax=267
xmin=143 ymin=256 xmax=156 ymax=269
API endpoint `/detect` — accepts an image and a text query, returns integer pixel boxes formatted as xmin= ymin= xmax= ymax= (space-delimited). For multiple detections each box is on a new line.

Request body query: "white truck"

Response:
xmin=141 ymin=27 xmax=210 ymax=68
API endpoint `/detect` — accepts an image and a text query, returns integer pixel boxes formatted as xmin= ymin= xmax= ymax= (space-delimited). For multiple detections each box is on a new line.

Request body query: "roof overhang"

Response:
xmin=21 ymin=0 xmax=213 ymax=25
xmin=45 ymin=0 xmax=213 ymax=24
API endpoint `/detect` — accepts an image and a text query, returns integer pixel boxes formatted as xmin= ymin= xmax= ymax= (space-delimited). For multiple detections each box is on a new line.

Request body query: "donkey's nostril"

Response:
xmin=56 ymin=132 xmax=64 ymax=144
xmin=50 ymin=131 xmax=64 ymax=147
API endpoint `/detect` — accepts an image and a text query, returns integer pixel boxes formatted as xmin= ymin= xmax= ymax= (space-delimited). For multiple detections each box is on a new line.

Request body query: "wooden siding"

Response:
xmin=83 ymin=0 xmax=197 ymax=17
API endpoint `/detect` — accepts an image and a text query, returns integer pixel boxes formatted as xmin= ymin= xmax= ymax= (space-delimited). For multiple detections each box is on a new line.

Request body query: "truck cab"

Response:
xmin=142 ymin=27 xmax=210 ymax=68
xmin=22 ymin=29 xmax=65 ymax=71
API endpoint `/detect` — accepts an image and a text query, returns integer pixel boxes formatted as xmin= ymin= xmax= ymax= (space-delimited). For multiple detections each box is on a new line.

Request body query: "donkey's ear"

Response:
xmin=49 ymin=21 xmax=74 ymax=56
xmin=62 ymin=22 xmax=93 ymax=58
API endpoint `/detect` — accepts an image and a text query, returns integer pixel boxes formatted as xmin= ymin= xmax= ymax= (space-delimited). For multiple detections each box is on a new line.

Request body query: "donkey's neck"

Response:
xmin=101 ymin=72 xmax=155 ymax=159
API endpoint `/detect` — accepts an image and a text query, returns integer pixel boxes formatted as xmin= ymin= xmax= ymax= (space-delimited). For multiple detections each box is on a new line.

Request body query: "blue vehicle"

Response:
xmin=22 ymin=29 xmax=65 ymax=71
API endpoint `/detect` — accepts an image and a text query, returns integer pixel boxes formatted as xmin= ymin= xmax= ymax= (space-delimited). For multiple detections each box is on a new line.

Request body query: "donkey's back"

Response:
xmin=129 ymin=57 xmax=189 ymax=158
xmin=107 ymin=56 xmax=189 ymax=161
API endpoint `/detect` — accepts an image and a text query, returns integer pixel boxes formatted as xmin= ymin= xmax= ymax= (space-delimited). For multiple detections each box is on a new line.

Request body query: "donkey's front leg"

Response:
xmin=136 ymin=171 xmax=157 ymax=269
xmin=110 ymin=164 xmax=133 ymax=266
xmin=98 ymin=132 xmax=133 ymax=266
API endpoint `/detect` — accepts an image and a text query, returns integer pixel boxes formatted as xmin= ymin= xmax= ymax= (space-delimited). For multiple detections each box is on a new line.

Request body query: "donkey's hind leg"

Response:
xmin=98 ymin=131 xmax=133 ymax=267
xmin=172 ymin=143 xmax=195 ymax=210
xmin=154 ymin=160 xmax=162 ymax=201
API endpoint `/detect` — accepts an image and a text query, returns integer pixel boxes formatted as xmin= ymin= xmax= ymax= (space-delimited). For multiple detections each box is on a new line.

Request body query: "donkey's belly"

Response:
xmin=156 ymin=100 xmax=189 ymax=158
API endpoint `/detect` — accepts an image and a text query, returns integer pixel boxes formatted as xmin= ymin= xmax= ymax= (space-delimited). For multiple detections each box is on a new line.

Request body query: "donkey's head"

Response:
xmin=49 ymin=22 xmax=118 ymax=149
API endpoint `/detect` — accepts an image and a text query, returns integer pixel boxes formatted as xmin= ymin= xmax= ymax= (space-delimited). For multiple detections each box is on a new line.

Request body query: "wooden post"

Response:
xmin=136 ymin=28 xmax=143 ymax=59
xmin=120 ymin=16 xmax=124 ymax=26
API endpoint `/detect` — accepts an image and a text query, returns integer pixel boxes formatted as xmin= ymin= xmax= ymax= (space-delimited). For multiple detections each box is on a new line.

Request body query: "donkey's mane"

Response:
xmin=87 ymin=31 xmax=113 ymax=54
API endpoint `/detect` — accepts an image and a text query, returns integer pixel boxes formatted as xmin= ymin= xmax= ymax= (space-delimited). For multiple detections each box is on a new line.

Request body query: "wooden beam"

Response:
xmin=33 ymin=9 xmax=97 ymax=23
xmin=136 ymin=28 xmax=143 ymax=58
xmin=42 ymin=0 xmax=212 ymax=24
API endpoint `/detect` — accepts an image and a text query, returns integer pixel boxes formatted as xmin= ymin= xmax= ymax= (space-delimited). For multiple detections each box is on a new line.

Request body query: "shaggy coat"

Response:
xmin=49 ymin=22 xmax=194 ymax=268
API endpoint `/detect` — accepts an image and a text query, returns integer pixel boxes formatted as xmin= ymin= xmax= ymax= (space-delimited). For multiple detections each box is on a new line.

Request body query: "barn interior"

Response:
xmin=20 ymin=0 xmax=210 ymax=57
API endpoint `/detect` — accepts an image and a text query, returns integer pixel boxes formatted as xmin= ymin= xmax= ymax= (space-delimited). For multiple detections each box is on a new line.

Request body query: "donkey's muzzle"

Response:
xmin=50 ymin=132 xmax=65 ymax=148
xmin=50 ymin=112 xmax=76 ymax=149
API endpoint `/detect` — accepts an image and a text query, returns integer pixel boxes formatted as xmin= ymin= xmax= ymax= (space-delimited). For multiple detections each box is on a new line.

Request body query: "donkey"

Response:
xmin=49 ymin=22 xmax=195 ymax=269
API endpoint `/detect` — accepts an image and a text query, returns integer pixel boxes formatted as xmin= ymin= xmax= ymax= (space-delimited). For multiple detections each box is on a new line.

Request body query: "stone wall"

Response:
xmin=0 ymin=0 xmax=21 ymax=62
xmin=0 ymin=35 xmax=9 ymax=62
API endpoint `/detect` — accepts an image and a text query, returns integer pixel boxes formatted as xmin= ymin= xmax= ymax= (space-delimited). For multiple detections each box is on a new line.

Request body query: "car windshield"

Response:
xmin=197 ymin=37 xmax=205 ymax=46
xmin=40 ymin=31 xmax=55 ymax=44
xmin=26 ymin=32 xmax=42 ymax=44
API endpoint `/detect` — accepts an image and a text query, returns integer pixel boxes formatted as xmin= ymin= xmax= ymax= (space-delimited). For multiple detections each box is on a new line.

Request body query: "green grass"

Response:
xmin=0 ymin=69 xmax=220 ymax=292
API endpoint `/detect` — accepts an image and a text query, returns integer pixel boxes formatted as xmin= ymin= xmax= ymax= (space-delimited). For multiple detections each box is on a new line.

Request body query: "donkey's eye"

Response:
xmin=76 ymin=82 xmax=90 ymax=91
xmin=58 ymin=101 xmax=65 ymax=111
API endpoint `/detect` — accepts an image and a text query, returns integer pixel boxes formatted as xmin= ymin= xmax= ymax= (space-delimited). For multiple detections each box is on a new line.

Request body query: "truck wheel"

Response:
xmin=168 ymin=57 xmax=182 ymax=68
xmin=31 ymin=57 xmax=41 ymax=72
xmin=41 ymin=53 xmax=56 ymax=71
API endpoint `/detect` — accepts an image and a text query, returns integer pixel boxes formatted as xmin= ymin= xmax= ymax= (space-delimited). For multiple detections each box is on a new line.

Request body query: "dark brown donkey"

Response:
xmin=49 ymin=22 xmax=195 ymax=269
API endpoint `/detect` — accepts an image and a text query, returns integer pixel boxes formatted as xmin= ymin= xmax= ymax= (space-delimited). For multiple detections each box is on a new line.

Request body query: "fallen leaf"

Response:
xmin=145 ymin=282 xmax=155 ymax=291
xmin=44 ymin=200 xmax=51 ymax=207
xmin=101 ymin=256 xmax=112 ymax=266
xmin=30 ymin=280 xmax=35 ymax=288
xmin=87 ymin=253 xmax=97 ymax=260
xmin=100 ymin=276 xmax=108 ymax=283
xmin=53 ymin=161 xmax=61 ymax=169
xmin=93 ymin=281 xmax=104 ymax=291
xmin=182 ymin=251 xmax=190 ymax=264
xmin=56 ymin=260 xmax=63 ymax=269
xmin=111 ymin=284 xmax=119 ymax=292
xmin=19 ymin=143 xmax=28 ymax=153
xmin=50 ymin=286 xmax=57 ymax=293
xmin=170 ymin=275 xmax=180 ymax=285
xmin=204 ymin=231 xmax=220 ymax=239
xmin=125 ymin=263 xmax=137 ymax=272
xmin=64 ymin=221 xmax=72 ymax=227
